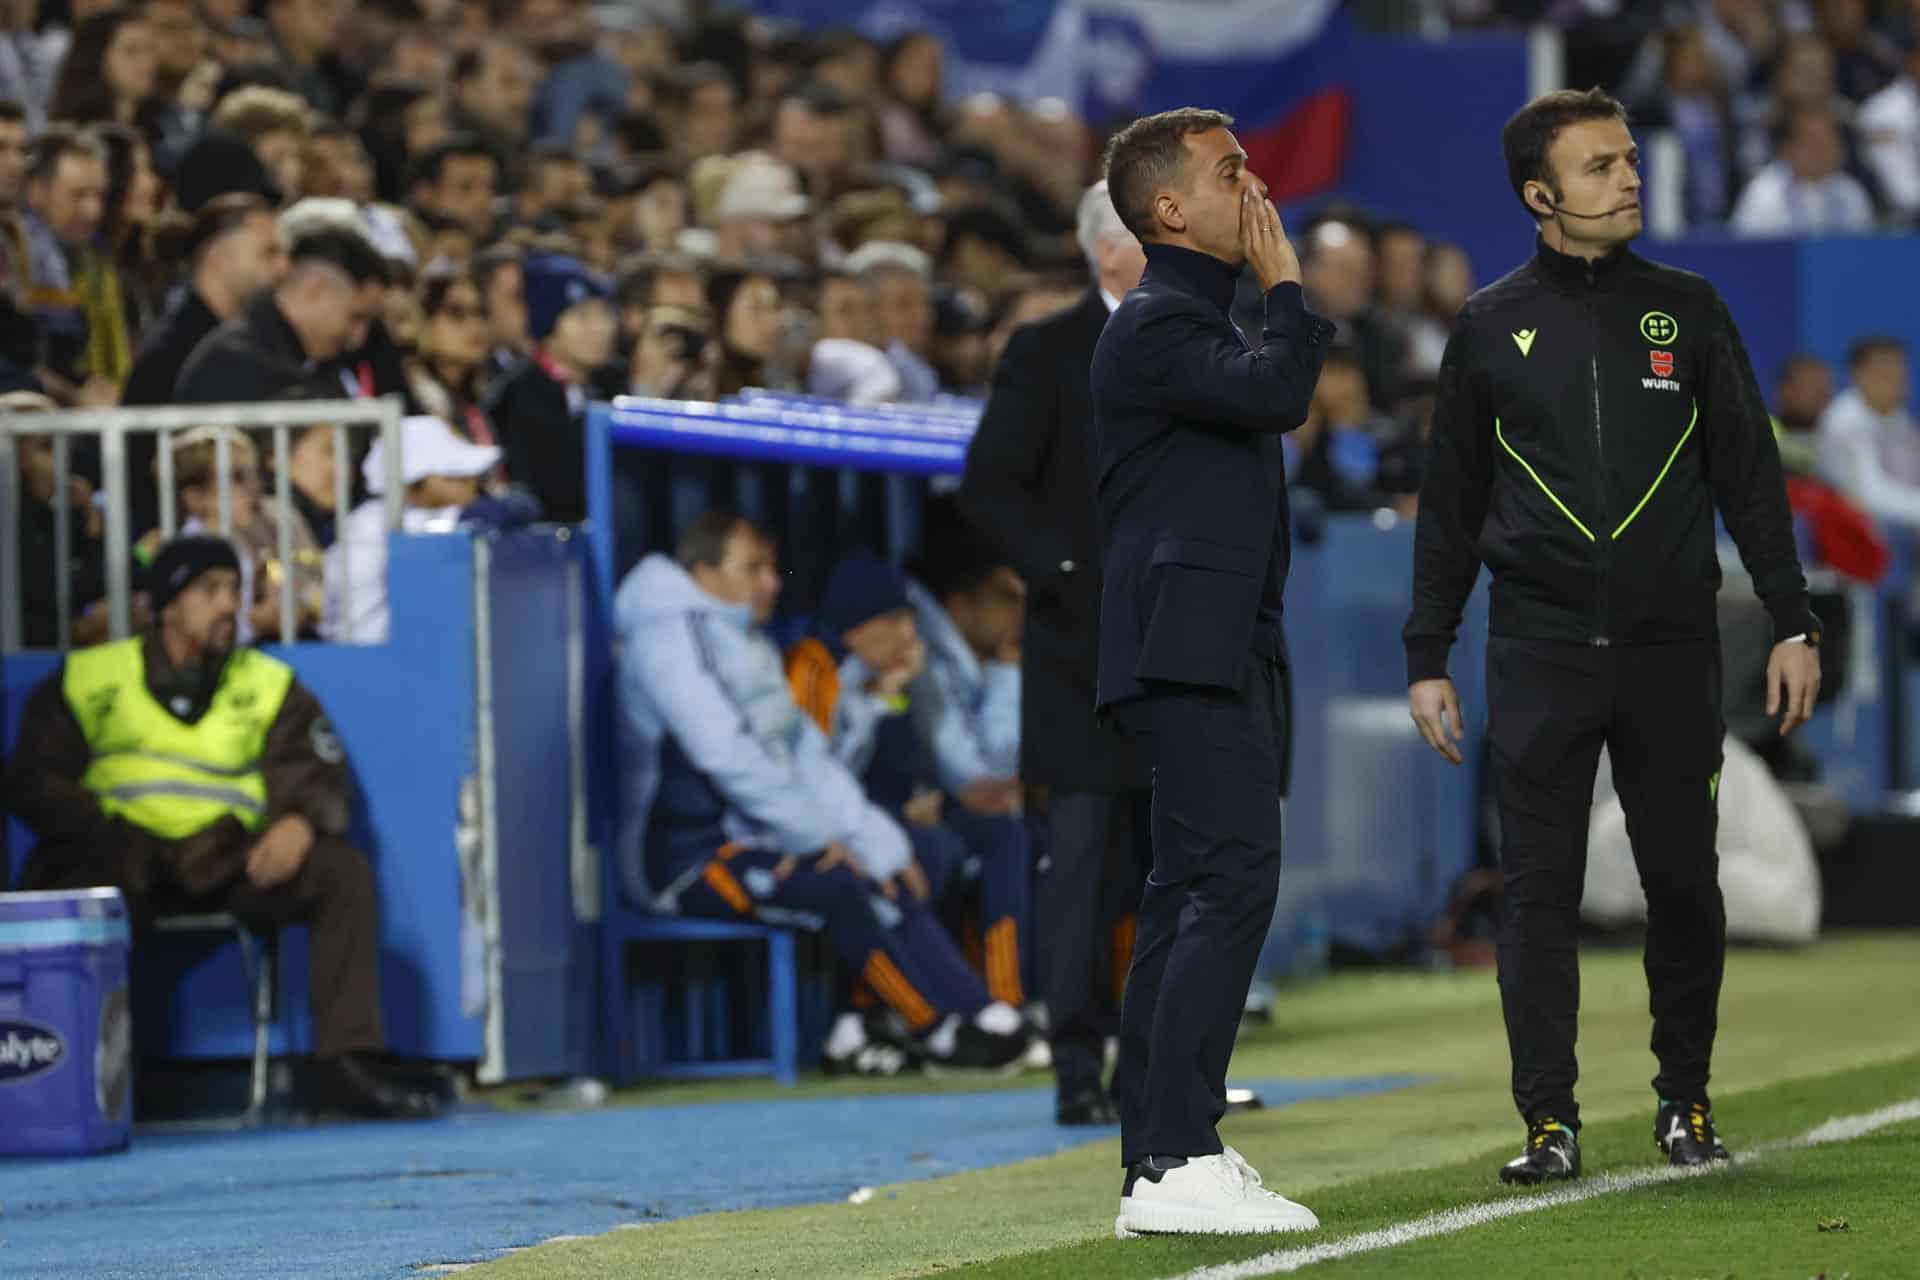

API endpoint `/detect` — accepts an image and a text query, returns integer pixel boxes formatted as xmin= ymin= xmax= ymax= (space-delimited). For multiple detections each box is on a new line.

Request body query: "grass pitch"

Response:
xmin=473 ymin=932 xmax=1918 ymax=1279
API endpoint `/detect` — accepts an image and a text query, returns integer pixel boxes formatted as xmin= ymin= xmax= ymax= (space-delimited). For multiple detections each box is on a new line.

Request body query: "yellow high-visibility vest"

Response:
xmin=63 ymin=637 xmax=294 ymax=840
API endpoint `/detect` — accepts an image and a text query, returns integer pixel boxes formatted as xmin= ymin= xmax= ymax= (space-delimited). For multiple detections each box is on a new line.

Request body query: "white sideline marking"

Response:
xmin=1167 ymin=1098 xmax=1920 ymax=1279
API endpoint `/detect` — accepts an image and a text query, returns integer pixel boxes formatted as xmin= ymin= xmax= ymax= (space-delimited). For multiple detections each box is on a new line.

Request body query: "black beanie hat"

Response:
xmin=148 ymin=536 xmax=242 ymax=616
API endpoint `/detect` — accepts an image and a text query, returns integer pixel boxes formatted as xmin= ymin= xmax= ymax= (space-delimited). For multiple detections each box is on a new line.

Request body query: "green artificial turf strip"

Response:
xmin=1298 ymin=1120 xmax=1920 ymax=1280
xmin=948 ymin=1056 xmax=1920 ymax=1280
xmin=469 ymin=933 xmax=1918 ymax=1279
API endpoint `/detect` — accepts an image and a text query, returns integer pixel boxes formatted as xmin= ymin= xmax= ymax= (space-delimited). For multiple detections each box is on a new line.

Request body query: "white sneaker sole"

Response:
xmin=1115 ymin=1197 xmax=1320 ymax=1236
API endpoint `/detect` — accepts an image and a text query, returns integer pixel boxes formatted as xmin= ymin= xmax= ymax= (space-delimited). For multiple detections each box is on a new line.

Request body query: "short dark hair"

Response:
xmin=408 ymin=135 xmax=497 ymax=190
xmin=677 ymin=507 xmax=767 ymax=569
xmin=1848 ymin=336 xmax=1906 ymax=369
xmin=0 ymin=99 xmax=25 ymax=128
xmin=1502 ymin=87 xmax=1628 ymax=219
xmin=616 ymin=250 xmax=703 ymax=310
xmin=1777 ymin=351 xmax=1829 ymax=383
xmin=472 ymin=242 xmax=522 ymax=290
xmin=1101 ymin=107 xmax=1234 ymax=241
xmin=286 ymin=226 xmax=389 ymax=286
xmin=27 ymin=124 xmax=106 ymax=183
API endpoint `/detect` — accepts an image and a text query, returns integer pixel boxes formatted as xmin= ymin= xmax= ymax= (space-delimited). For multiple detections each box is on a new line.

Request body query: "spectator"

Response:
xmin=263 ymin=0 xmax=358 ymax=115
xmin=1858 ymin=31 xmax=1920 ymax=224
xmin=1776 ymin=351 xmax=1838 ymax=435
xmin=0 ymin=0 xmax=69 ymax=131
xmin=611 ymin=511 xmax=1030 ymax=1073
xmin=1301 ymin=218 xmax=1409 ymax=409
xmin=125 ymin=193 xmax=280 ymax=408
xmin=0 ymin=99 xmax=30 ymax=317
xmin=4 ymin=534 xmax=441 ymax=1121
xmin=848 ymin=239 xmax=937 ymax=401
xmin=47 ymin=9 xmax=161 ymax=135
xmin=1817 ymin=336 xmax=1920 ymax=528
xmin=705 ymin=265 xmax=782 ymax=397
xmin=352 ymin=79 xmax=443 ymax=204
xmin=174 ymin=224 xmax=386 ymax=403
xmin=807 ymin=266 xmax=899 ymax=402
xmin=619 ymin=158 xmax=689 ymax=254
xmin=1288 ymin=349 xmax=1405 ymax=512
xmin=626 ymin=300 xmax=718 ymax=400
xmin=91 ymin=122 xmax=163 ymax=335
xmin=168 ymin=425 xmax=322 ymax=642
xmin=407 ymin=135 xmax=498 ymax=240
xmin=660 ymin=61 xmax=737 ymax=160
xmin=472 ymin=242 xmax=527 ymax=385
xmin=167 ymin=125 xmax=281 ymax=215
xmin=211 ymin=84 xmax=311 ymax=204
xmin=771 ymin=80 xmax=854 ymax=195
xmin=1731 ymin=106 xmax=1877 ymax=234
xmin=710 ymin=153 xmax=811 ymax=263
xmin=1816 ymin=0 xmax=1902 ymax=103
xmin=614 ymin=249 xmax=706 ymax=336
xmin=5 ymin=389 xmax=116 ymax=648
xmin=23 ymin=125 xmax=118 ymax=402
xmin=408 ymin=264 xmax=495 ymax=441
xmin=484 ymin=251 xmax=613 ymax=521
xmin=877 ymin=31 xmax=943 ymax=165
xmin=929 ymin=285 xmax=990 ymax=395
xmin=936 ymin=202 xmax=1031 ymax=300
xmin=280 ymin=421 xmax=339 ymax=547
xmin=141 ymin=0 xmax=208 ymax=108
xmin=323 ymin=414 xmax=506 ymax=644
xmin=449 ymin=37 xmax=536 ymax=178
xmin=1649 ymin=24 xmax=1734 ymax=226
xmin=515 ymin=141 xmax=590 ymax=227
xmin=303 ymin=118 xmax=375 ymax=202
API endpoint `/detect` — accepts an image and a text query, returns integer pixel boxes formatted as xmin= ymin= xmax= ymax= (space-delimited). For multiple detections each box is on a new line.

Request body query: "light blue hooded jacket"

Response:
xmin=613 ymin=554 xmax=912 ymax=909
xmin=906 ymin=579 xmax=1022 ymax=794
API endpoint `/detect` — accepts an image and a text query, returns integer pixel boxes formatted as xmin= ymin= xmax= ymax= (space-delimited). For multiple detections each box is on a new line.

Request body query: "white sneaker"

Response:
xmin=1116 ymin=1151 xmax=1320 ymax=1237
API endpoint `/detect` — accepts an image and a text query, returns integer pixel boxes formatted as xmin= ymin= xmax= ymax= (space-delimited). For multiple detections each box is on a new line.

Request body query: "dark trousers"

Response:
xmin=1110 ymin=657 xmax=1286 ymax=1165
xmin=1040 ymin=787 xmax=1151 ymax=1097
xmin=23 ymin=835 xmax=386 ymax=1059
xmin=906 ymin=807 xmax=1034 ymax=1008
xmin=1487 ymin=637 xmax=1727 ymax=1130
xmin=669 ymin=839 xmax=990 ymax=1032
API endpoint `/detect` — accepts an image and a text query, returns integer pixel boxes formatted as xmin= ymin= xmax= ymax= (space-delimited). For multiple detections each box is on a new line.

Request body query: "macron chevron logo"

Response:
xmin=1512 ymin=329 xmax=1536 ymax=357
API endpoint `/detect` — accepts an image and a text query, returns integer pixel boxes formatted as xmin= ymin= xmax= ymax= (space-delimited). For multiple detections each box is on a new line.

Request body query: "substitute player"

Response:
xmin=1404 ymin=88 xmax=1822 ymax=1184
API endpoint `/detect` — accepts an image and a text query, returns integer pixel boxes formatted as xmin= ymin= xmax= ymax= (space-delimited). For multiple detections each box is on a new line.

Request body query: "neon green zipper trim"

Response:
xmin=1611 ymin=400 xmax=1698 ymax=540
xmin=1496 ymin=418 xmax=1595 ymax=542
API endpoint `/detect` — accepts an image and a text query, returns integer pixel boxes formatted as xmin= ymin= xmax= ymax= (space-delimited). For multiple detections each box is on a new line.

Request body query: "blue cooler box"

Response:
xmin=0 ymin=888 xmax=133 ymax=1156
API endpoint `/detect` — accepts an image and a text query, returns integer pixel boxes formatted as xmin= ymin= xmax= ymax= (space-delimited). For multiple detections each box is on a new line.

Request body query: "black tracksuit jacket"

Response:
xmin=1404 ymin=237 xmax=1818 ymax=683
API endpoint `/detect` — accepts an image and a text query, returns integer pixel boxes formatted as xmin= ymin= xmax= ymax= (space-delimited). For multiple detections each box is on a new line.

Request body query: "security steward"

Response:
xmin=1404 ymin=89 xmax=1821 ymax=1185
xmin=4 ymin=536 xmax=439 ymax=1121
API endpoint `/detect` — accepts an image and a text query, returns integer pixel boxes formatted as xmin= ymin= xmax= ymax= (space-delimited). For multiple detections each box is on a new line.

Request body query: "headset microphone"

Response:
xmin=1541 ymin=197 xmax=1635 ymax=220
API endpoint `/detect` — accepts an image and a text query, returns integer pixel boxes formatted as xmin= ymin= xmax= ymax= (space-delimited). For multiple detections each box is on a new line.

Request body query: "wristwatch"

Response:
xmin=1784 ymin=632 xmax=1820 ymax=649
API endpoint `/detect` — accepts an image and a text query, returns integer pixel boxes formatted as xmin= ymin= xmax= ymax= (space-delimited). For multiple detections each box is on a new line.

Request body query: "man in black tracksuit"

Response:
xmin=1405 ymin=89 xmax=1823 ymax=1185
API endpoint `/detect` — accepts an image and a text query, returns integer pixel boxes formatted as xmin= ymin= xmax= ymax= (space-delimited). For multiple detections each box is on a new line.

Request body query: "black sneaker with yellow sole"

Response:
xmin=1656 ymin=1099 xmax=1732 ymax=1165
xmin=1498 ymin=1116 xmax=1581 ymax=1185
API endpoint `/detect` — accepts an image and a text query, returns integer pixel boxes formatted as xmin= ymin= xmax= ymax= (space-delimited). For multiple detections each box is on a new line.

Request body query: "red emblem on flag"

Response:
xmin=1650 ymin=350 xmax=1674 ymax=377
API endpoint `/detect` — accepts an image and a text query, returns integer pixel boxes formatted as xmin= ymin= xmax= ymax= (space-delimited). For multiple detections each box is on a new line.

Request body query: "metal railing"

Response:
xmin=0 ymin=397 xmax=405 ymax=654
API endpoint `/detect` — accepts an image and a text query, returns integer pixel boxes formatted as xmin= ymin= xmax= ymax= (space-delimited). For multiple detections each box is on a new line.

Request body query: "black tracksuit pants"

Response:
xmin=1110 ymin=656 xmax=1287 ymax=1166
xmin=1487 ymin=637 xmax=1727 ymax=1130
xmin=1039 ymin=787 xmax=1151 ymax=1099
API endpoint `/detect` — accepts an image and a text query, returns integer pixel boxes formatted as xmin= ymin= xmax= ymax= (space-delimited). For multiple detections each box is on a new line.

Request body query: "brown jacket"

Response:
xmin=3 ymin=635 xmax=354 ymax=899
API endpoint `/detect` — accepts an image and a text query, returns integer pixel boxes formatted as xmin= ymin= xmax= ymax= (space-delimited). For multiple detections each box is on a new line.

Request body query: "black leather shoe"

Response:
xmin=1056 ymin=1086 xmax=1120 ymax=1126
xmin=309 ymin=1054 xmax=443 ymax=1121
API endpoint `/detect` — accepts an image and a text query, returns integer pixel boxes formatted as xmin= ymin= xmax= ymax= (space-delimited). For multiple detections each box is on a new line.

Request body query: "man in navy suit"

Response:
xmin=1093 ymin=108 xmax=1333 ymax=1237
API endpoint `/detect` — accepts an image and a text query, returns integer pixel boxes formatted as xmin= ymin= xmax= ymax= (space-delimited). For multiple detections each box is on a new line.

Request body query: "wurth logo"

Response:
xmin=1642 ymin=378 xmax=1682 ymax=391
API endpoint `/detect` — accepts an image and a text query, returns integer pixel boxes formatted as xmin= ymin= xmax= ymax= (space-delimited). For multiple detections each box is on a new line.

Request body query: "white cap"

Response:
xmin=714 ymin=158 xmax=810 ymax=223
xmin=363 ymin=415 xmax=501 ymax=495
xmin=808 ymin=339 xmax=902 ymax=406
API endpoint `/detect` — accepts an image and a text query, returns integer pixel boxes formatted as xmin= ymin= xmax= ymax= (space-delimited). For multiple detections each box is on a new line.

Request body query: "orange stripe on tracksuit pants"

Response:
xmin=672 ymin=840 xmax=992 ymax=1033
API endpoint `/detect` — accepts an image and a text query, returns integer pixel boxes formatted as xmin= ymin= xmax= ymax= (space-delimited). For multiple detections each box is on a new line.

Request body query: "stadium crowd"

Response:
xmin=3 ymin=0 xmax=1918 ymax=1114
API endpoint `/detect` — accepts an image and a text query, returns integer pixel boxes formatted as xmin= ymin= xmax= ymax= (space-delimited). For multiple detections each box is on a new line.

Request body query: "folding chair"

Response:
xmin=152 ymin=913 xmax=276 ymax=1124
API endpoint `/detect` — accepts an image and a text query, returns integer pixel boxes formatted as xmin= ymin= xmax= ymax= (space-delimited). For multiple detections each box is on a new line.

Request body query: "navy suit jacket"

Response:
xmin=1090 ymin=243 xmax=1333 ymax=709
